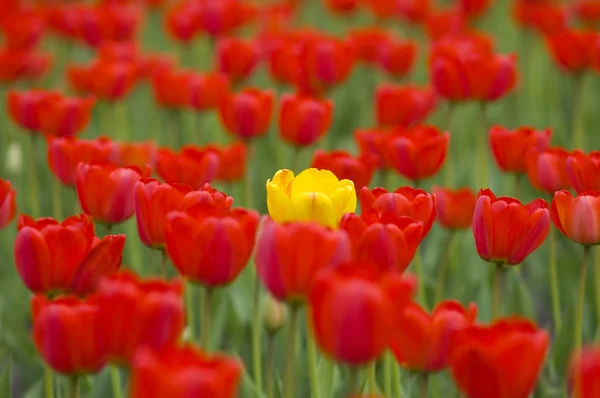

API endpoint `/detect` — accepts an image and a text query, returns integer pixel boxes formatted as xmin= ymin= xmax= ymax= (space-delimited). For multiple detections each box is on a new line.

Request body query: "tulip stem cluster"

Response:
xmin=285 ymin=304 xmax=300 ymax=398
xmin=435 ymin=231 xmax=455 ymax=303
xmin=576 ymin=247 xmax=592 ymax=351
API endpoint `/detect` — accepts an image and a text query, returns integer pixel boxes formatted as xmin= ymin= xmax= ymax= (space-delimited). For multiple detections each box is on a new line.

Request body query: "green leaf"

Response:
xmin=552 ymin=305 xmax=577 ymax=381
xmin=317 ymin=357 xmax=341 ymax=398
xmin=0 ymin=359 xmax=11 ymax=398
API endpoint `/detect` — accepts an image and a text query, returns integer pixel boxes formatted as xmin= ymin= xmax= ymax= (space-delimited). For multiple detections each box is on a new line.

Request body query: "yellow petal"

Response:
xmin=266 ymin=182 xmax=296 ymax=223
xmin=270 ymin=169 xmax=295 ymax=195
xmin=330 ymin=180 xmax=357 ymax=221
xmin=290 ymin=168 xmax=340 ymax=197
xmin=290 ymin=192 xmax=337 ymax=229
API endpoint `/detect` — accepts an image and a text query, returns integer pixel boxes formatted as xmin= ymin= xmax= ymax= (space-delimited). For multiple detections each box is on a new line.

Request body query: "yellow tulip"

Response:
xmin=266 ymin=168 xmax=357 ymax=229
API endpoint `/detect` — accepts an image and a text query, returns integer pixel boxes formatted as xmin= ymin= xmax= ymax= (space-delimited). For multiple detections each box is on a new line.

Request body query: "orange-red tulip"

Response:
xmin=376 ymin=36 xmax=418 ymax=79
xmin=551 ymin=190 xmax=600 ymax=246
xmin=397 ymin=0 xmax=432 ymax=24
xmin=546 ymin=29 xmax=600 ymax=74
xmin=513 ymin=2 xmax=570 ymax=35
xmin=216 ymin=37 xmax=260 ymax=84
xmin=156 ymin=146 xmax=219 ymax=189
xmin=526 ymin=147 xmax=573 ymax=194
xmin=0 ymin=179 xmax=16 ymax=230
xmin=279 ymin=93 xmax=333 ymax=147
xmin=205 ymin=143 xmax=248 ymax=183
xmin=311 ymin=150 xmax=378 ymax=191
xmin=219 ymin=88 xmax=274 ymax=140
xmin=426 ymin=10 xmax=468 ymax=41
xmin=450 ymin=317 xmax=549 ymax=398
xmin=349 ymin=27 xmax=391 ymax=65
xmin=458 ymin=0 xmax=492 ymax=19
xmin=197 ymin=0 xmax=257 ymax=38
xmin=111 ymin=141 xmax=158 ymax=169
xmin=0 ymin=49 xmax=52 ymax=84
xmin=473 ymin=189 xmax=550 ymax=265
xmin=355 ymin=128 xmax=390 ymax=169
xmin=1 ymin=10 xmax=45 ymax=50
xmin=569 ymin=345 xmax=600 ymax=398
xmin=567 ymin=151 xmax=600 ymax=193
xmin=79 ymin=4 xmax=141 ymax=48
xmin=186 ymin=71 xmax=231 ymax=112
xmin=432 ymin=186 xmax=477 ymax=230
xmin=164 ymin=1 xmax=201 ymax=43
xmin=150 ymin=66 xmax=188 ymax=109
xmin=46 ymin=4 xmax=85 ymax=39
xmin=69 ymin=60 xmax=139 ymax=101
xmin=38 ymin=94 xmax=96 ymax=138
xmin=47 ymin=137 xmax=114 ymax=186
xmin=489 ymin=126 xmax=551 ymax=174
xmin=375 ymin=84 xmax=436 ymax=128
xmin=7 ymin=90 xmax=60 ymax=132
xmin=576 ymin=1 xmax=600 ymax=24
xmin=324 ymin=0 xmax=359 ymax=14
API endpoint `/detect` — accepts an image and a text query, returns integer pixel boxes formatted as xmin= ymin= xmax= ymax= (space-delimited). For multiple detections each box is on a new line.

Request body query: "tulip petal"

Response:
xmin=291 ymin=192 xmax=337 ymax=229
xmin=266 ymin=182 xmax=296 ymax=223
xmin=291 ymin=168 xmax=340 ymax=196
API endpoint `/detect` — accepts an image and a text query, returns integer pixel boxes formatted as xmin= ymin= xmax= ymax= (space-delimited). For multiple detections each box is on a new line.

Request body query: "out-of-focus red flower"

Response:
xmin=38 ymin=94 xmax=96 ymax=138
xmin=197 ymin=0 xmax=257 ymax=38
xmin=164 ymin=0 xmax=201 ymax=43
xmin=98 ymin=41 xmax=140 ymax=65
xmin=1 ymin=11 xmax=45 ymax=50
xmin=473 ymin=189 xmax=550 ymax=266
xmin=355 ymin=128 xmax=391 ymax=169
xmin=458 ymin=0 xmax=492 ymax=19
xmin=526 ymin=147 xmax=573 ymax=194
xmin=324 ymin=0 xmax=359 ymax=14
xmin=111 ymin=141 xmax=158 ymax=169
xmin=489 ymin=126 xmax=552 ymax=175
xmin=46 ymin=4 xmax=85 ymax=39
xmin=375 ymin=84 xmax=436 ymax=128
xmin=216 ymin=37 xmax=260 ymax=85
xmin=312 ymin=150 xmax=378 ymax=191
xmin=546 ymin=29 xmax=600 ymax=74
xmin=204 ymin=142 xmax=248 ymax=183
xmin=7 ymin=90 xmax=61 ymax=132
xmin=0 ymin=49 xmax=52 ymax=83
xmin=32 ymin=295 xmax=106 ymax=375
xmin=219 ymin=88 xmax=274 ymax=140
xmin=69 ymin=60 xmax=139 ymax=101
xmin=567 ymin=151 xmax=600 ymax=193
xmin=279 ymin=93 xmax=333 ymax=147
xmin=363 ymin=0 xmax=396 ymax=20
xmin=569 ymin=345 xmax=600 ymax=398
xmin=150 ymin=66 xmax=188 ymax=109
xmin=310 ymin=262 xmax=416 ymax=365
xmin=397 ymin=0 xmax=432 ymax=24
xmin=76 ymin=163 xmax=151 ymax=225
xmin=47 ymin=137 xmax=114 ymax=186
xmin=426 ymin=9 xmax=468 ymax=41
xmin=0 ymin=179 xmax=16 ymax=230
xmin=98 ymin=271 xmax=185 ymax=365
xmin=186 ymin=71 xmax=231 ymax=112
xmin=391 ymin=300 xmax=477 ymax=372
xmin=432 ymin=186 xmax=477 ymax=230
xmin=256 ymin=2 xmax=294 ymax=40
xmin=551 ymin=190 xmax=600 ymax=246
xmin=15 ymin=214 xmax=125 ymax=295
xmin=255 ymin=218 xmax=350 ymax=303
xmin=360 ymin=186 xmax=437 ymax=239
xmin=576 ymin=1 xmax=600 ymax=24
xmin=140 ymin=53 xmax=176 ymax=80
xmin=165 ymin=207 xmax=259 ymax=286
xmin=450 ymin=317 xmax=549 ymax=398
xmin=349 ymin=27 xmax=391 ymax=65
xmin=513 ymin=2 xmax=570 ymax=36
xmin=130 ymin=344 xmax=242 ymax=398
xmin=376 ymin=36 xmax=418 ymax=79
xmin=79 ymin=4 xmax=141 ymax=48
xmin=384 ymin=125 xmax=449 ymax=181
xmin=265 ymin=32 xmax=303 ymax=85
xmin=156 ymin=146 xmax=219 ymax=189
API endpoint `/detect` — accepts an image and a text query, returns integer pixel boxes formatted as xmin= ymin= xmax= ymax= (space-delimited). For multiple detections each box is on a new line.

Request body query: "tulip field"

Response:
xmin=3 ymin=0 xmax=600 ymax=397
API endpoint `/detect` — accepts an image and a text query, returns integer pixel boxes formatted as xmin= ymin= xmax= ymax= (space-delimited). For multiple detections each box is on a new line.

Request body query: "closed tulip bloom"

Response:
xmin=164 ymin=1 xmax=201 ymax=43
xmin=97 ymin=271 xmax=185 ymax=364
xmin=1 ymin=11 xmax=45 ymax=50
xmin=32 ymin=295 xmax=106 ymax=375
xmin=151 ymin=67 xmax=188 ymax=109
xmin=198 ymin=0 xmax=257 ymax=38
xmin=513 ymin=2 xmax=569 ymax=36
xmin=38 ymin=94 xmax=96 ymax=137
xmin=216 ymin=37 xmax=260 ymax=84
xmin=266 ymin=168 xmax=357 ymax=229
xmin=349 ymin=28 xmax=391 ymax=65
xmin=432 ymin=186 xmax=477 ymax=230
xmin=324 ymin=0 xmax=359 ymax=14
xmin=165 ymin=207 xmax=259 ymax=286
xmin=567 ymin=151 xmax=600 ymax=193
xmin=279 ymin=93 xmax=334 ymax=147
xmin=385 ymin=125 xmax=449 ymax=181
xmin=47 ymin=137 xmax=113 ymax=186
xmin=355 ymin=128 xmax=390 ymax=169
xmin=186 ymin=72 xmax=231 ymax=112
xmin=255 ymin=218 xmax=351 ymax=303
xmin=376 ymin=36 xmax=418 ymax=79
xmin=397 ymin=0 xmax=432 ymax=23
xmin=205 ymin=143 xmax=247 ymax=183
xmin=7 ymin=90 xmax=60 ymax=132
xmin=473 ymin=189 xmax=550 ymax=265
xmin=426 ymin=10 xmax=468 ymax=40
xmin=489 ymin=126 xmax=551 ymax=174
xmin=89 ymin=60 xmax=139 ymax=101
xmin=360 ymin=186 xmax=437 ymax=239
xmin=547 ymin=29 xmax=599 ymax=74
xmin=311 ymin=150 xmax=378 ymax=190
xmin=391 ymin=300 xmax=477 ymax=372
xmin=130 ymin=345 xmax=241 ymax=398
xmin=76 ymin=163 xmax=151 ymax=225
xmin=111 ymin=141 xmax=158 ymax=169
xmin=0 ymin=179 xmax=16 ymax=230
xmin=219 ymin=88 xmax=274 ymax=140
xmin=363 ymin=0 xmax=396 ymax=20
xmin=459 ymin=0 xmax=492 ymax=19
xmin=0 ymin=48 xmax=52 ymax=84
xmin=79 ymin=4 xmax=140 ymax=48
xmin=309 ymin=263 xmax=416 ymax=365
xmin=569 ymin=346 xmax=600 ymax=398
xmin=15 ymin=214 xmax=125 ymax=295
xmin=376 ymin=85 xmax=437 ymax=128
xmin=450 ymin=317 xmax=549 ymax=398
xmin=526 ymin=147 xmax=573 ymax=194
xmin=156 ymin=146 xmax=219 ymax=189
xmin=67 ymin=64 xmax=94 ymax=95
xmin=576 ymin=1 xmax=600 ymax=24
xmin=551 ymin=190 xmax=600 ymax=246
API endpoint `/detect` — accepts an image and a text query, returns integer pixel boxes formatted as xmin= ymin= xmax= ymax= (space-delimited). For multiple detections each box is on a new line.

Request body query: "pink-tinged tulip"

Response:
xmin=526 ymin=147 xmax=573 ymax=194
xmin=489 ymin=126 xmax=552 ymax=174
xmin=0 ymin=179 xmax=17 ymax=230
xmin=551 ymin=190 xmax=600 ymax=246
xmin=567 ymin=151 xmax=600 ymax=193
xmin=432 ymin=186 xmax=477 ymax=230
xmin=375 ymin=84 xmax=436 ymax=129
xmin=473 ymin=189 xmax=550 ymax=265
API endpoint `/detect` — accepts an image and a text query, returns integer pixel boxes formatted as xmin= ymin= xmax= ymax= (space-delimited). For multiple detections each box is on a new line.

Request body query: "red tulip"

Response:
xmin=546 ymin=29 xmax=600 ymax=74
xmin=375 ymin=84 xmax=436 ymax=128
xmin=569 ymin=345 xmax=600 ymax=398
xmin=1 ymin=10 xmax=45 ymax=50
xmin=384 ymin=125 xmax=449 ymax=181
xmin=450 ymin=317 xmax=549 ymax=398
xmin=76 ymin=163 xmax=151 ymax=225
xmin=525 ymin=147 xmax=573 ymax=194
xmin=165 ymin=207 xmax=259 ymax=287
xmin=150 ymin=66 xmax=188 ymax=109
xmin=567 ymin=151 xmax=600 ymax=193
xmin=390 ymin=300 xmax=477 ymax=372
xmin=397 ymin=0 xmax=432 ymax=24
xmin=426 ymin=10 xmax=468 ymax=41
xmin=360 ymin=186 xmax=437 ymax=239
xmin=38 ymin=94 xmax=96 ymax=138
xmin=98 ymin=271 xmax=185 ymax=364
xmin=0 ymin=49 xmax=52 ymax=84
xmin=197 ymin=0 xmax=257 ymax=38
xmin=363 ymin=0 xmax=397 ymax=20
xmin=489 ymin=126 xmax=551 ymax=174
xmin=576 ymin=1 xmax=600 ymax=24
xmin=255 ymin=218 xmax=351 ymax=303
xmin=47 ymin=137 xmax=114 ymax=186
xmin=79 ymin=4 xmax=141 ymax=48
xmin=32 ymin=295 xmax=106 ymax=375
xmin=219 ymin=88 xmax=274 ymax=140
xmin=111 ymin=141 xmax=158 ymax=169
xmin=349 ymin=27 xmax=391 ymax=65
xmin=70 ymin=60 xmax=139 ymax=101
xmin=186 ymin=72 xmax=231 ymax=112
xmin=216 ymin=37 xmax=260 ymax=84
xmin=355 ymin=128 xmax=391 ymax=169
xmin=204 ymin=142 xmax=248 ymax=183
xmin=46 ymin=4 xmax=85 ymax=39
xmin=265 ymin=31 xmax=304 ymax=85
xmin=164 ymin=1 xmax=201 ymax=43
xmin=551 ymin=190 xmax=600 ymax=246
xmin=311 ymin=150 xmax=378 ymax=190
xmin=512 ymin=2 xmax=570 ymax=36
xmin=279 ymin=93 xmax=334 ymax=147
xmin=432 ymin=186 xmax=477 ymax=230
xmin=7 ymin=90 xmax=60 ymax=132
xmin=324 ymin=0 xmax=359 ymax=14
xmin=14 ymin=214 xmax=125 ymax=295
xmin=156 ymin=146 xmax=219 ymax=189
xmin=130 ymin=344 xmax=241 ymax=398
xmin=458 ymin=0 xmax=492 ymax=19
xmin=472 ymin=189 xmax=550 ymax=265
xmin=375 ymin=36 xmax=418 ymax=79
xmin=309 ymin=262 xmax=416 ymax=365
xmin=0 ymin=179 xmax=17 ymax=230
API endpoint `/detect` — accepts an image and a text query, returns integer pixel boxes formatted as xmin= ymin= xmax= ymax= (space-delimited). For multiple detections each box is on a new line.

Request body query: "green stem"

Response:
xmin=392 ymin=362 xmax=402 ymax=397
xmin=575 ymin=246 xmax=591 ymax=350
xmin=307 ymin=319 xmax=320 ymax=398
xmin=434 ymin=231 xmax=455 ymax=303
xmin=477 ymin=103 xmax=489 ymax=190
xmin=413 ymin=249 xmax=427 ymax=309
xmin=106 ymin=224 xmax=113 ymax=235
xmin=572 ymin=73 xmax=587 ymax=150
xmin=443 ymin=102 xmax=455 ymax=187
xmin=266 ymin=334 xmax=275 ymax=398
xmin=252 ymin=277 xmax=264 ymax=396
xmin=381 ymin=169 xmax=392 ymax=190
xmin=44 ymin=364 xmax=54 ymax=398
xmin=113 ymin=102 xmax=129 ymax=142
xmin=126 ymin=219 xmax=142 ymax=274
xmin=110 ymin=366 xmax=122 ymax=398
xmin=185 ymin=282 xmax=196 ymax=341
xmin=52 ymin=177 xmax=62 ymax=221
xmin=383 ymin=352 xmax=392 ymax=398
xmin=285 ymin=305 xmax=300 ymax=398
xmin=200 ymin=286 xmax=213 ymax=350
xmin=100 ymin=101 xmax=112 ymax=136
xmin=418 ymin=373 xmax=429 ymax=398
xmin=368 ymin=362 xmax=376 ymax=394
xmin=161 ymin=250 xmax=169 ymax=277
xmin=348 ymin=366 xmax=359 ymax=396
xmin=549 ymin=227 xmax=562 ymax=333
xmin=492 ymin=263 xmax=505 ymax=320
xmin=292 ymin=146 xmax=302 ymax=173
xmin=28 ymin=134 xmax=40 ymax=218
xmin=243 ymin=141 xmax=255 ymax=209
xmin=69 ymin=376 xmax=79 ymax=398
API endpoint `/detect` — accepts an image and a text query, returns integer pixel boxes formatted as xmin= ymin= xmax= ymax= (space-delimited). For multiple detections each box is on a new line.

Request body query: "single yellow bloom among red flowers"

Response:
xmin=266 ymin=168 xmax=356 ymax=229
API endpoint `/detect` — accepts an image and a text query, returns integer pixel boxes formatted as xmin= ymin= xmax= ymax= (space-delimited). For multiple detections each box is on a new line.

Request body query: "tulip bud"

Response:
xmin=263 ymin=295 xmax=287 ymax=335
